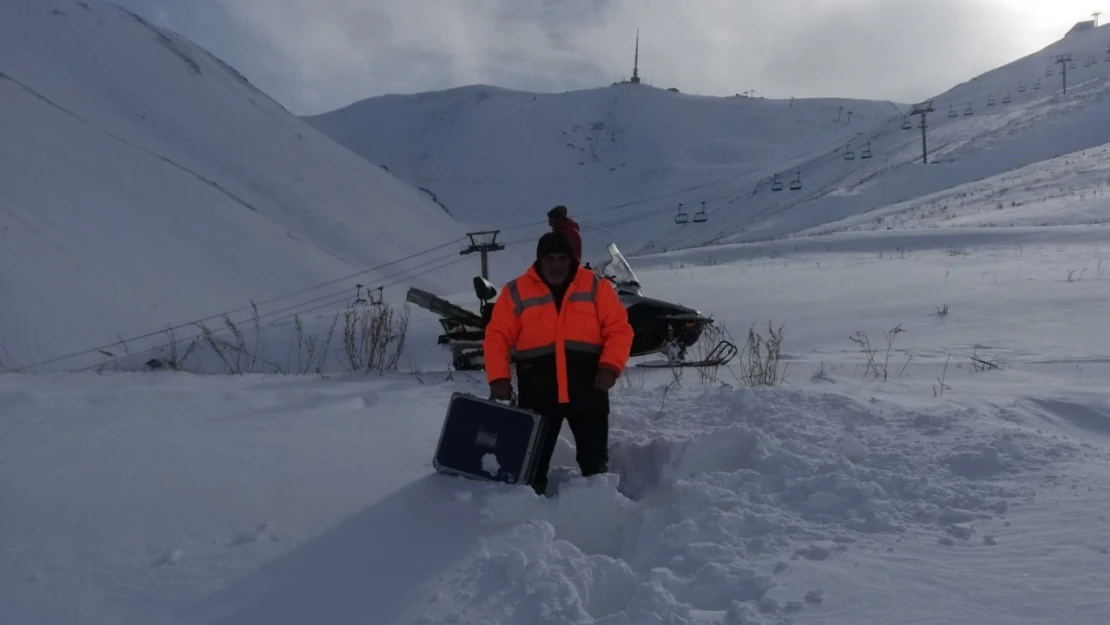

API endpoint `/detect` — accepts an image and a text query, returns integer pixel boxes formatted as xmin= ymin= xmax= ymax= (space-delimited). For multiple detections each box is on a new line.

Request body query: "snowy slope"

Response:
xmin=645 ymin=22 xmax=1110 ymax=252
xmin=5 ymin=229 xmax=1110 ymax=625
xmin=303 ymin=83 xmax=899 ymax=261
xmin=800 ymin=141 xmax=1110 ymax=234
xmin=0 ymin=0 xmax=469 ymax=372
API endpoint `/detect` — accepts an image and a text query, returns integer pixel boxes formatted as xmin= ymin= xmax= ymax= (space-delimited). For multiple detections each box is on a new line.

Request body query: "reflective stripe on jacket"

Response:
xmin=484 ymin=265 xmax=633 ymax=405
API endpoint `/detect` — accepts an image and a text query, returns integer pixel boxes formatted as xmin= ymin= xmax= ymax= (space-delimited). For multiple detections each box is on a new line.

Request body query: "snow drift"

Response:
xmin=0 ymin=0 xmax=469 ymax=371
xmin=3 ymin=371 xmax=1104 ymax=625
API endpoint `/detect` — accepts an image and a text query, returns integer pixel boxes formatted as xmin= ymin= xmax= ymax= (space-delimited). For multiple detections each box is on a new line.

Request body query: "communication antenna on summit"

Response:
xmin=1056 ymin=53 xmax=1072 ymax=94
xmin=1093 ymin=12 xmax=1101 ymax=27
xmin=630 ymin=28 xmax=641 ymax=84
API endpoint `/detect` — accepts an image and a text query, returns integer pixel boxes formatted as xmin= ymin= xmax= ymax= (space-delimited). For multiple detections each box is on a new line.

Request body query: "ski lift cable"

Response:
xmin=16 ymin=237 xmax=471 ymax=371
xmin=497 ymin=131 xmax=869 ymax=233
xmin=494 ymin=169 xmax=758 ymax=233
xmin=656 ymin=136 xmax=879 ymax=245
xmin=86 ymin=251 xmax=472 ymax=371
xmin=85 ymin=253 xmax=475 ymax=372
xmin=529 ymin=178 xmax=771 ymax=245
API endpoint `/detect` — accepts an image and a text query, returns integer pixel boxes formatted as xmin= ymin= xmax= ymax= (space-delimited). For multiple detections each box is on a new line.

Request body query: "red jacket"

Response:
xmin=552 ymin=218 xmax=582 ymax=261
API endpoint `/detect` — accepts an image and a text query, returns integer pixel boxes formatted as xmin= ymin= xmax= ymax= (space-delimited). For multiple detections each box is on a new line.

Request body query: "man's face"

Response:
xmin=548 ymin=216 xmax=557 ymax=228
xmin=540 ymin=252 xmax=572 ymax=284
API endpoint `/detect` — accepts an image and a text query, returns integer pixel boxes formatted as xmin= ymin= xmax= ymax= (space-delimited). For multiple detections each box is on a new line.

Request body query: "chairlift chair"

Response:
xmin=901 ymin=117 xmax=912 ymax=130
xmin=1018 ymin=83 xmax=1026 ymax=93
xmin=771 ymin=174 xmax=784 ymax=192
xmin=964 ymin=105 xmax=973 ymax=116
xmin=948 ymin=105 xmax=957 ymax=118
xmin=860 ymin=143 xmax=873 ymax=159
xmin=844 ymin=149 xmax=856 ymax=161
xmin=1002 ymin=93 xmax=1012 ymax=104
xmin=692 ymin=201 xmax=708 ymax=223
xmin=1034 ymin=81 xmax=1042 ymax=90
xmin=674 ymin=203 xmax=689 ymax=224
xmin=789 ymin=172 xmax=802 ymax=190
xmin=987 ymin=95 xmax=996 ymax=106
xmin=1046 ymin=67 xmax=1054 ymax=76
xmin=1071 ymin=62 xmax=1078 ymax=70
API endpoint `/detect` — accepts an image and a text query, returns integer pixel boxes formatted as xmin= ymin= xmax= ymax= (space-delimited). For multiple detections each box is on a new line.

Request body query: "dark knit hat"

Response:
xmin=547 ymin=205 xmax=568 ymax=219
xmin=536 ymin=231 xmax=575 ymax=261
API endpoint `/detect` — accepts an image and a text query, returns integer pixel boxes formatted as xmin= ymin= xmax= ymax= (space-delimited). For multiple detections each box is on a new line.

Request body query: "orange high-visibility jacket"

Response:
xmin=484 ymin=265 xmax=634 ymax=404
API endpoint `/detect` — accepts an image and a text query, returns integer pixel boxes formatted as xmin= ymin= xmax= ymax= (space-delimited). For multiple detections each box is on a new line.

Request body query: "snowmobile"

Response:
xmin=406 ymin=243 xmax=737 ymax=371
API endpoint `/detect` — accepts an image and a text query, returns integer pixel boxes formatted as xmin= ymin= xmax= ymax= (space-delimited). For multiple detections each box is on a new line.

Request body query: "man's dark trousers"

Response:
xmin=527 ymin=403 xmax=609 ymax=496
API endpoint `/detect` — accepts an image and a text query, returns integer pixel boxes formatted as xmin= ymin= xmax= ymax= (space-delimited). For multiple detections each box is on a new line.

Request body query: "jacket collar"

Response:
xmin=524 ymin=263 xmax=586 ymax=288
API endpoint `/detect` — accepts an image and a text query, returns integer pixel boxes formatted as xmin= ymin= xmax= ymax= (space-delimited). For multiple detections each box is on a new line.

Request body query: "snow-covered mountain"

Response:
xmin=303 ymin=83 xmax=900 ymax=260
xmin=305 ymin=23 xmax=1110 ymax=260
xmin=0 ymin=0 xmax=469 ymax=371
xmin=647 ymin=21 xmax=1110 ymax=251
xmin=6 ymin=7 xmax=1110 ymax=625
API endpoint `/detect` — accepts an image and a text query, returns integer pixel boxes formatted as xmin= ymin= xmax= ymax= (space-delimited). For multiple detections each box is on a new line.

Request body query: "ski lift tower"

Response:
xmin=460 ymin=230 xmax=504 ymax=280
xmin=1055 ymin=53 xmax=1073 ymax=94
xmin=910 ymin=100 xmax=935 ymax=164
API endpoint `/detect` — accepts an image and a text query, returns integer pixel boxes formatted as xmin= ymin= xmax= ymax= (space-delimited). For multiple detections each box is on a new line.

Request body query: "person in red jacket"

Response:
xmin=547 ymin=205 xmax=582 ymax=262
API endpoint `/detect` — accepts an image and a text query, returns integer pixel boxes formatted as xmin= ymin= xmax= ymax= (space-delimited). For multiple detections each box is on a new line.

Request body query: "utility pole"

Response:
xmin=460 ymin=230 xmax=504 ymax=280
xmin=836 ymin=106 xmax=843 ymax=122
xmin=910 ymin=100 xmax=935 ymax=164
xmin=1055 ymin=53 xmax=1072 ymax=94
xmin=1093 ymin=12 xmax=1101 ymax=27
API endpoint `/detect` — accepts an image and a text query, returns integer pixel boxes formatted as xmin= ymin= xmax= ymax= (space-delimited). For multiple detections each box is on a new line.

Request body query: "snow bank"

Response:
xmin=411 ymin=386 xmax=1081 ymax=624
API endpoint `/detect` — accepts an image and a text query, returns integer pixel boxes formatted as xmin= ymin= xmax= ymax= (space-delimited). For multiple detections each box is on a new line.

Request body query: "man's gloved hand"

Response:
xmin=595 ymin=368 xmax=618 ymax=391
xmin=490 ymin=379 xmax=513 ymax=401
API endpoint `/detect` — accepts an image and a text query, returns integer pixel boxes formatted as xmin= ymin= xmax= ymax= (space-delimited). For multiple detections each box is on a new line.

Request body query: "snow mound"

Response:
xmin=411 ymin=386 xmax=1080 ymax=624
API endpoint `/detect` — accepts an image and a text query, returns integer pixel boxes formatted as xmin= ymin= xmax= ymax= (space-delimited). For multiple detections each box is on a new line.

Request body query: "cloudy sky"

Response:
xmin=112 ymin=0 xmax=1104 ymax=115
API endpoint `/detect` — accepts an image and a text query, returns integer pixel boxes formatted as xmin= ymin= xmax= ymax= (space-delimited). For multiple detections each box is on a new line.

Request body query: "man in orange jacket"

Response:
xmin=484 ymin=231 xmax=634 ymax=496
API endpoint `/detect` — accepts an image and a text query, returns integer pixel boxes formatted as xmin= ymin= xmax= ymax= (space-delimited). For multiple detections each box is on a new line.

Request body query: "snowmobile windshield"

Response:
xmin=597 ymin=243 xmax=643 ymax=296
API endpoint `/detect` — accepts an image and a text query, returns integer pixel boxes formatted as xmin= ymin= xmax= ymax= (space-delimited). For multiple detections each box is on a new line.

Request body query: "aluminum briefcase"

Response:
xmin=432 ymin=392 xmax=547 ymax=486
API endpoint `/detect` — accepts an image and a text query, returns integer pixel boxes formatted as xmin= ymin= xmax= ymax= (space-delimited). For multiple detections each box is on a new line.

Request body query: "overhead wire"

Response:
xmin=80 ymin=252 xmax=475 ymax=372
xmin=22 ymin=126 xmax=867 ymax=372
xmin=17 ymin=234 xmax=470 ymax=371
